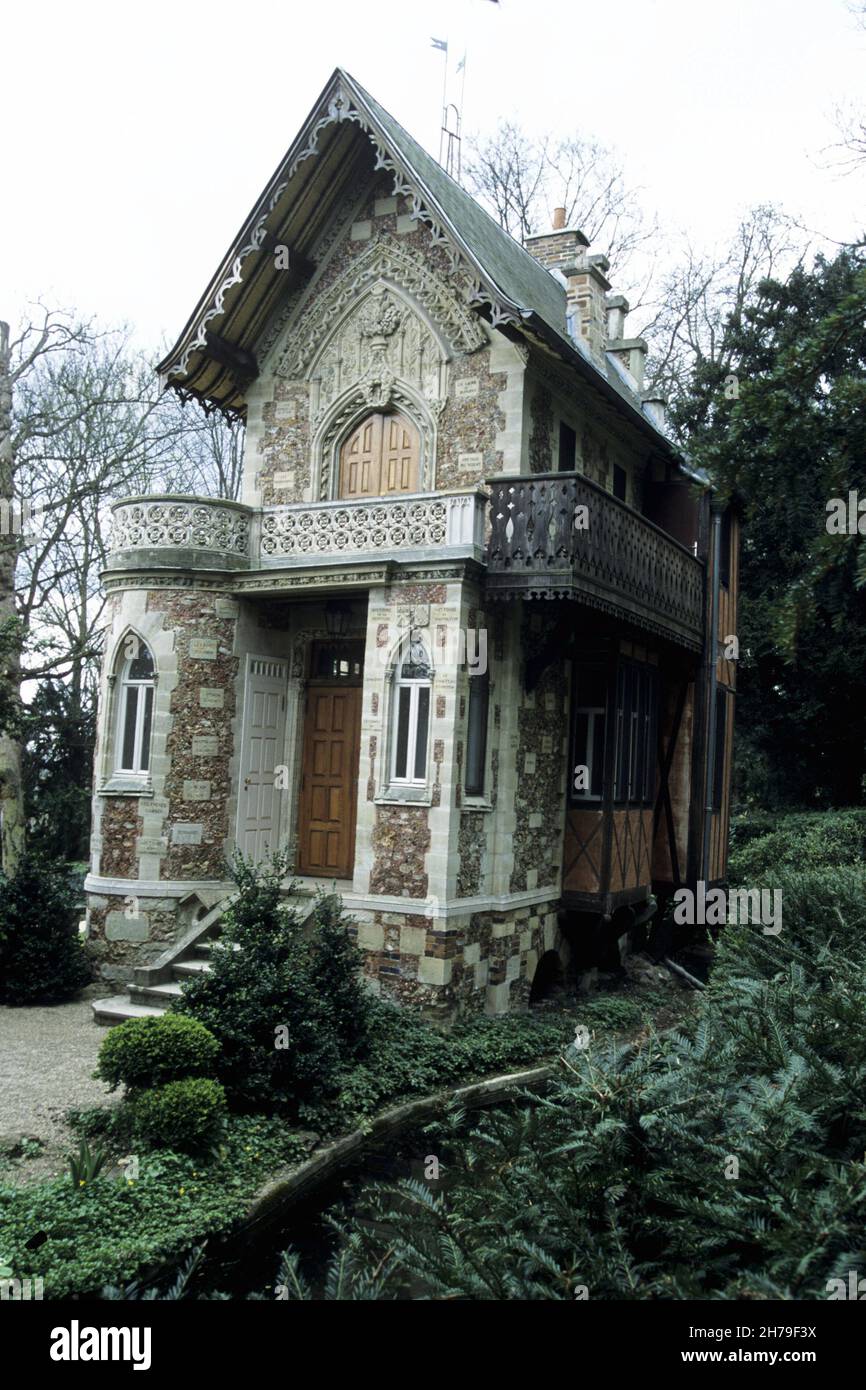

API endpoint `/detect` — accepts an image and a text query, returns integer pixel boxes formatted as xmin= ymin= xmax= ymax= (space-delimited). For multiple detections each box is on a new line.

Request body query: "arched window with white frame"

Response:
xmin=115 ymin=638 xmax=156 ymax=775
xmin=390 ymin=631 xmax=431 ymax=787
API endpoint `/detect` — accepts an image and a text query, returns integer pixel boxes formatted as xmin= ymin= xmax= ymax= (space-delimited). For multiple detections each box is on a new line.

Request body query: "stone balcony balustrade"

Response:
xmin=106 ymin=489 xmax=488 ymax=575
xmin=107 ymin=496 xmax=253 ymax=572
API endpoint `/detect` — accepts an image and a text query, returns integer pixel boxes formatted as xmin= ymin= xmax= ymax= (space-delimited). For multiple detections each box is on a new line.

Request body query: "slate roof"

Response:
xmin=157 ymin=67 xmax=682 ymax=462
xmin=351 ymin=75 xmax=569 ymax=338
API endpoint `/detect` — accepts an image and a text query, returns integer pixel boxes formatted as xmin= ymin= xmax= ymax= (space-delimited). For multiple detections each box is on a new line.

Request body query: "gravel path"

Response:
xmin=0 ymin=986 xmax=117 ymax=1186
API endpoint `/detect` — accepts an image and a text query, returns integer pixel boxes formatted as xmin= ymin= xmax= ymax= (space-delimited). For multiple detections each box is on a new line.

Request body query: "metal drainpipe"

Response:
xmin=701 ymin=504 xmax=723 ymax=882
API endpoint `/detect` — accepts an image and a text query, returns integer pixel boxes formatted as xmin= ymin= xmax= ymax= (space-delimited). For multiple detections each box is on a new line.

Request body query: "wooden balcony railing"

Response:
xmin=486 ymin=473 xmax=705 ymax=649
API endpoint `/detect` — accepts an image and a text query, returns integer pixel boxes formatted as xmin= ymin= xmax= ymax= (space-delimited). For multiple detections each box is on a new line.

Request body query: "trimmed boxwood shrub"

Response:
xmin=130 ymin=1078 xmax=227 ymax=1152
xmin=0 ymin=853 xmax=91 ymax=1004
xmin=96 ymin=1014 xmax=220 ymax=1093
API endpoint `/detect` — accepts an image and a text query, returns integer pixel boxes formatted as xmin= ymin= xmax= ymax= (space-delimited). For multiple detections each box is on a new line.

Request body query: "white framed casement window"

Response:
xmin=390 ymin=634 xmax=432 ymax=787
xmin=115 ymin=642 xmax=156 ymax=775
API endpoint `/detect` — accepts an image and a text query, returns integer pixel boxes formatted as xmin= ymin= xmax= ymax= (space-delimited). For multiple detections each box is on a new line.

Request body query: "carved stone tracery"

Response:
xmin=110 ymin=500 xmax=251 ymax=557
xmin=275 ymin=236 xmax=485 ymax=382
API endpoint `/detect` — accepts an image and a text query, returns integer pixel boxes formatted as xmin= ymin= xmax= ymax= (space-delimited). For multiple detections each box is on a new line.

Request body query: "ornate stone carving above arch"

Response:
xmin=273 ymin=235 xmax=486 ymax=382
xmin=308 ymin=281 xmax=448 ymax=429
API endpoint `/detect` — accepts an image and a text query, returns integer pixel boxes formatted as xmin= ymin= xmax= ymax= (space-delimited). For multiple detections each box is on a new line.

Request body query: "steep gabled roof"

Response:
xmin=350 ymin=76 xmax=568 ymax=337
xmin=157 ymin=67 xmax=678 ymax=459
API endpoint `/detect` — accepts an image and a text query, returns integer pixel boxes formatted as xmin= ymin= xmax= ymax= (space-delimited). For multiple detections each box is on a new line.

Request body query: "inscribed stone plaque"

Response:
xmin=145 ymin=797 xmax=170 ymax=818
xmin=214 ymin=598 xmax=239 ymax=620
xmin=189 ymin=637 xmax=218 ymax=660
xmin=273 ymin=402 xmax=296 ymax=421
xmin=455 ymin=379 xmax=479 ymax=400
xmin=458 ymin=452 xmax=483 ymax=471
xmin=106 ymin=913 xmax=149 ymax=943
xmin=171 ymin=823 xmax=203 ymax=846
xmin=136 ymin=837 xmax=167 ymax=856
xmin=272 ymin=470 xmax=294 ymax=488
xmin=191 ymin=735 xmax=219 ymax=757
xmin=199 ymin=688 xmax=224 ymax=709
xmin=182 ymin=780 xmax=211 ymax=802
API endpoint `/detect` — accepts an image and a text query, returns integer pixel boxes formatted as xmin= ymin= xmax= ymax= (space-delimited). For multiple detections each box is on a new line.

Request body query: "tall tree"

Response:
xmin=0 ymin=311 xmax=96 ymax=873
xmin=0 ymin=310 xmax=236 ymax=871
xmin=684 ymin=246 xmax=866 ymax=805
xmin=638 ymin=205 xmax=806 ymax=432
xmin=464 ymin=121 xmax=658 ymax=300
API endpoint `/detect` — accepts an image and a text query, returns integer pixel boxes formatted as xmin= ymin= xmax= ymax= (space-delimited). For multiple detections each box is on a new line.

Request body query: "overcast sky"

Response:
xmin=3 ymin=0 xmax=864 ymax=352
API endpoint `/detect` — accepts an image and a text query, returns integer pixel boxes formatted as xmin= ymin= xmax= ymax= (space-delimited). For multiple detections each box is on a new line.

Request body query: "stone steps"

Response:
xmin=172 ymin=958 xmax=213 ymax=979
xmin=92 ymin=884 xmax=332 ymax=1025
xmin=92 ymin=900 xmax=226 ymax=1026
xmin=128 ymin=980 xmax=185 ymax=1007
xmin=91 ymin=995 xmax=166 ymax=1025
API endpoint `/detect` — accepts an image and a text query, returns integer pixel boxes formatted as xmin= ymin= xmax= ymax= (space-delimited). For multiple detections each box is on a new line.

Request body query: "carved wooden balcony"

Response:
xmin=486 ymin=473 xmax=705 ymax=650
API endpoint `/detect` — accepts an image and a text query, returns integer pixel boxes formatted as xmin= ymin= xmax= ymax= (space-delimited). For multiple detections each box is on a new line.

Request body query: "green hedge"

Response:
xmin=174 ymin=855 xmax=373 ymax=1114
xmin=728 ymin=808 xmax=866 ymax=883
xmin=0 ymin=854 xmax=90 ymax=1005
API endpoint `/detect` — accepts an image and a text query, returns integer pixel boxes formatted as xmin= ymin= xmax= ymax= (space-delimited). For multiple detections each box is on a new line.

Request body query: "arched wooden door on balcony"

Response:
xmin=339 ymin=412 xmax=419 ymax=499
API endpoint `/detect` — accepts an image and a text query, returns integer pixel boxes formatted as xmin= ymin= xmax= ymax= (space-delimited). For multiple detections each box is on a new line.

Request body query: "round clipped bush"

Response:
xmin=131 ymin=1077 xmax=227 ymax=1152
xmin=96 ymin=1014 xmax=220 ymax=1093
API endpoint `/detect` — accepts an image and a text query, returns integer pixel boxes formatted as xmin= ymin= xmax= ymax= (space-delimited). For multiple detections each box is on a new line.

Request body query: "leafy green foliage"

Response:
xmin=683 ymin=247 xmax=866 ymax=806
xmin=0 ymin=852 xmax=90 ymax=1004
xmin=22 ymin=680 xmax=95 ymax=862
xmin=101 ymin=1245 xmax=218 ymax=1301
xmin=175 ymin=854 xmax=373 ymax=1114
xmin=281 ymin=839 xmax=866 ymax=1299
xmin=130 ymin=1078 xmax=227 ymax=1153
xmin=68 ymin=1138 xmax=107 ymax=1190
xmin=728 ymin=808 xmax=866 ymax=882
xmin=95 ymin=1014 xmax=220 ymax=1094
xmin=0 ymin=1115 xmax=315 ymax=1299
xmin=304 ymin=1004 xmax=575 ymax=1134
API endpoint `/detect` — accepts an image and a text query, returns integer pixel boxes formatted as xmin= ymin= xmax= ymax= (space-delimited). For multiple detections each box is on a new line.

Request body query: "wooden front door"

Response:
xmin=339 ymin=412 xmax=419 ymax=499
xmin=297 ymin=684 xmax=362 ymax=878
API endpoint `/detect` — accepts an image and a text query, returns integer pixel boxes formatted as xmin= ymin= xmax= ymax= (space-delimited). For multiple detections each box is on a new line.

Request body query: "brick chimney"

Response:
xmin=524 ymin=213 xmax=589 ymax=274
xmin=524 ymin=215 xmax=611 ymax=367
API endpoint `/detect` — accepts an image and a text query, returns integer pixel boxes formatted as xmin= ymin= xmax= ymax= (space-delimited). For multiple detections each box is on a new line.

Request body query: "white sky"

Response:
xmin=3 ymin=0 xmax=865 ymax=351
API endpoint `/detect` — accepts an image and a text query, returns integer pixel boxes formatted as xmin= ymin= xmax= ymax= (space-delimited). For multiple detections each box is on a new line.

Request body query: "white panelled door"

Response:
xmin=237 ymin=657 xmax=289 ymax=861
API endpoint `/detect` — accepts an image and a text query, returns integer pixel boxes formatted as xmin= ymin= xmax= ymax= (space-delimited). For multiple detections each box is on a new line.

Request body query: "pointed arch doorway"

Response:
xmin=339 ymin=411 xmax=420 ymax=499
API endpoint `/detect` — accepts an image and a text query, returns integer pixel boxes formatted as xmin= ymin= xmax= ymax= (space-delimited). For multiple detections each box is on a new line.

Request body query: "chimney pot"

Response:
xmin=552 ymin=206 xmax=566 ymax=230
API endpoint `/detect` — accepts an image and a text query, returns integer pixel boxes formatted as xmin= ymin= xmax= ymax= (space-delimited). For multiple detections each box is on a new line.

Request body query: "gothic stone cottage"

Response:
xmin=87 ymin=69 xmax=739 ymax=1023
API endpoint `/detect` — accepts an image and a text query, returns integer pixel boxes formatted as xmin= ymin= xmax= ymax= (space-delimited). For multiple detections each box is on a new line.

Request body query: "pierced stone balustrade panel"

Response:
xmin=107 ymin=496 xmax=252 ymax=571
xmin=259 ymin=491 xmax=487 ymax=565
